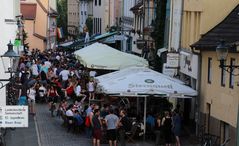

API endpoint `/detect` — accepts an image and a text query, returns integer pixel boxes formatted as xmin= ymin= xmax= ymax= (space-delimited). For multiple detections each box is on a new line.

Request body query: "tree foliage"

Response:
xmin=85 ymin=17 xmax=93 ymax=35
xmin=57 ymin=0 xmax=67 ymax=41
xmin=151 ymin=0 xmax=167 ymax=72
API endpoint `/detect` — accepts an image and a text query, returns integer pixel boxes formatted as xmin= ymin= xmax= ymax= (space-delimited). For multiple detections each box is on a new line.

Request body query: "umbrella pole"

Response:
xmin=137 ymin=97 xmax=140 ymax=115
xmin=143 ymin=96 xmax=147 ymax=140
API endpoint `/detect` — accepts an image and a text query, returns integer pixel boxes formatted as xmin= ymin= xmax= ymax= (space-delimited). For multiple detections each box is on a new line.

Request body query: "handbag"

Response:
xmin=85 ymin=116 xmax=91 ymax=127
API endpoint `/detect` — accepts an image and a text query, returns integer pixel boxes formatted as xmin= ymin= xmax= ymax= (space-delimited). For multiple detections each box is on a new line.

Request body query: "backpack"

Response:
xmin=85 ymin=116 xmax=91 ymax=127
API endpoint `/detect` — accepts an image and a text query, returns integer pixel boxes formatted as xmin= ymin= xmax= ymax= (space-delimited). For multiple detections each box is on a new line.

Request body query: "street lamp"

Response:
xmin=1 ymin=41 xmax=20 ymax=80
xmin=216 ymin=40 xmax=239 ymax=75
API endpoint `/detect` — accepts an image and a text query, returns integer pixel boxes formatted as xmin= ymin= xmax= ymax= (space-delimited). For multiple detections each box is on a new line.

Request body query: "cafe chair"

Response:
xmin=126 ymin=124 xmax=138 ymax=143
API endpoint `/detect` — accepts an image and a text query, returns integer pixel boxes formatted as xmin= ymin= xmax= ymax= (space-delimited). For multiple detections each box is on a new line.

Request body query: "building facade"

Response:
xmin=126 ymin=0 xmax=156 ymax=56
xmin=92 ymin=0 xmax=121 ymax=35
xmin=188 ymin=0 xmax=239 ymax=145
xmin=0 ymin=0 xmax=20 ymax=105
xmin=21 ymin=0 xmax=57 ymax=51
xmin=79 ymin=0 xmax=89 ymax=32
xmin=67 ymin=0 xmax=80 ymax=35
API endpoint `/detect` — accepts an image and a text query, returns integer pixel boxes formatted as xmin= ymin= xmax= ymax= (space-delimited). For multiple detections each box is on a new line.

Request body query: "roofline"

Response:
xmin=191 ymin=4 xmax=239 ymax=50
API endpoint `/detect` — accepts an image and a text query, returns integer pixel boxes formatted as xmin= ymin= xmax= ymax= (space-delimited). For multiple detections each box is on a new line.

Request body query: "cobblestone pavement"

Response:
xmin=35 ymin=104 xmax=155 ymax=146
xmin=35 ymin=103 xmax=200 ymax=146
xmin=5 ymin=115 xmax=39 ymax=146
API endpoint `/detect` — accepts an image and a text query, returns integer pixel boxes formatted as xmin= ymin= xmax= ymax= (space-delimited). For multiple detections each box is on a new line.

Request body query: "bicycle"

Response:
xmin=201 ymin=133 xmax=219 ymax=146
xmin=220 ymin=137 xmax=231 ymax=146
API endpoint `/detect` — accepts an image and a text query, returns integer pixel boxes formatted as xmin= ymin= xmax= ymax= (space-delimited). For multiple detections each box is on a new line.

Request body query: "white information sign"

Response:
xmin=166 ymin=53 xmax=179 ymax=68
xmin=163 ymin=63 xmax=178 ymax=77
xmin=0 ymin=106 xmax=28 ymax=127
xmin=179 ymin=51 xmax=199 ymax=79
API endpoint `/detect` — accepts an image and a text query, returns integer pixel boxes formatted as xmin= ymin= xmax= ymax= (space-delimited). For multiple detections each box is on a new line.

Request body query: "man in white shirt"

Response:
xmin=38 ymin=84 xmax=47 ymax=102
xmin=66 ymin=109 xmax=74 ymax=117
xmin=59 ymin=67 xmax=70 ymax=88
xmin=31 ymin=61 xmax=39 ymax=77
xmin=59 ymin=68 xmax=70 ymax=81
xmin=44 ymin=60 xmax=52 ymax=68
xmin=74 ymin=82 xmax=81 ymax=97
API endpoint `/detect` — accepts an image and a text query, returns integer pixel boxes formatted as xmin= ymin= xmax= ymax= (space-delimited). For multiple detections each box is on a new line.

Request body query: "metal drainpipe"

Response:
xmin=47 ymin=0 xmax=50 ymax=50
xmin=109 ymin=0 xmax=110 ymax=27
xmin=168 ymin=0 xmax=173 ymax=52
xmin=121 ymin=0 xmax=124 ymax=52
xmin=142 ymin=0 xmax=145 ymax=41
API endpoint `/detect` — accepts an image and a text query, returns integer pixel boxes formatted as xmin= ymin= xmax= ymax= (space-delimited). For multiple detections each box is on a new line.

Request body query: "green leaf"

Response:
xmin=14 ymin=39 xmax=21 ymax=47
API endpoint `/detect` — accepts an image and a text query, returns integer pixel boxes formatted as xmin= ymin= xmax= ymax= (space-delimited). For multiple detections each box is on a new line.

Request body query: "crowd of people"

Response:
xmin=13 ymin=48 xmax=183 ymax=146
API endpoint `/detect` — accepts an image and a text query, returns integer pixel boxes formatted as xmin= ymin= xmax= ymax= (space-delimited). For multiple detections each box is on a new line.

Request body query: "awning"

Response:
xmin=58 ymin=41 xmax=73 ymax=47
xmin=157 ymin=48 xmax=168 ymax=57
xmin=103 ymin=35 xmax=128 ymax=44
xmin=180 ymin=51 xmax=191 ymax=56
xmin=61 ymin=31 xmax=119 ymax=49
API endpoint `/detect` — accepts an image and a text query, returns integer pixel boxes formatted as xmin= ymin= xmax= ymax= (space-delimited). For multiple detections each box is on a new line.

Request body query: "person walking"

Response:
xmin=118 ymin=109 xmax=131 ymax=146
xmin=87 ymin=77 xmax=96 ymax=100
xmin=85 ymin=104 xmax=95 ymax=138
xmin=92 ymin=109 xmax=102 ymax=146
xmin=105 ymin=109 xmax=119 ymax=146
xmin=155 ymin=114 xmax=162 ymax=146
xmin=47 ymin=84 xmax=59 ymax=117
xmin=172 ymin=110 xmax=182 ymax=146
xmin=27 ymin=84 xmax=37 ymax=115
xmin=162 ymin=111 xmax=173 ymax=146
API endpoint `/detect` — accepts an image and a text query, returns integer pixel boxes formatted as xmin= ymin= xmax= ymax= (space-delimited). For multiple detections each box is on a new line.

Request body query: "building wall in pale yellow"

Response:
xmin=24 ymin=20 xmax=45 ymax=50
xmin=200 ymin=0 xmax=239 ymax=35
xmin=200 ymin=51 xmax=239 ymax=128
xmin=35 ymin=2 xmax=47 ymax=38
xmin=181 ymin=0 xmax=239 ymax=50
xmin=39 ymin=0 xmax=49 ymax=10
xmin=22 ymin=0 xmax=56 ymax=51
xmin=49 ymin=0 xmax=56 ymax=10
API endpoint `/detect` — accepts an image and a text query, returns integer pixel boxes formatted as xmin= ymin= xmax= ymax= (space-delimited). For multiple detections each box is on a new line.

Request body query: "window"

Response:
xmin=97 ymin=18 xmax=99 ymax=33
xmin=95 ymin=0 xmax=97 ymax=6
xmin=229 ymin=58 xmax=235 ymax=88
xmin=85 ymin=11 xmax=87 ymax=15
xmin=220 ymin=121 xmax=230 ymax=143
xmin=81 ymin=11 xmax=83 ymax=15
xmin=99 ymin=18 xmax=102 ymax=34
xmin=208 ymin=58 xmax=212 ymax=84
xmin=94 ymin=18 xmax=96 ymax=33
xmin=221 ymin=60 xmax=226 ymax=86
xmin=99 ymin=0 xmax=101 ymax=6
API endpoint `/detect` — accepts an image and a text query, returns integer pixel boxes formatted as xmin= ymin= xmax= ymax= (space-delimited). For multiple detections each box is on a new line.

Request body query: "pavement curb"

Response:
xmin=34 ymin=115 xmax=42 ymax=146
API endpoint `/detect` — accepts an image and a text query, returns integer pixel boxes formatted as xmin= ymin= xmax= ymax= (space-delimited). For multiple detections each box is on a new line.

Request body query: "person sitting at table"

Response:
xmin=105 ymin=109 xmax=119 ymax=146
xmin=74 ymin=110 xmax=83 ymax=126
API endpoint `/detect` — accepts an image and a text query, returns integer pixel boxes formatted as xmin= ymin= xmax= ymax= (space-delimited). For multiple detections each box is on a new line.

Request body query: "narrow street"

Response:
xmin=37 ymin=104 xmax=157 ymax=146
xmin=4 ymin=103 xmax=200 ymax=146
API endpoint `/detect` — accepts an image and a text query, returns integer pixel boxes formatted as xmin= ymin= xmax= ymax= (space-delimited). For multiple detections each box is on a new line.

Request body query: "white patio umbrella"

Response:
xmin=96 ymin=67 xmax=196 ymax=96
xmin=96 ymin=67 xmax=198 ymax=135
xmin=74 ymin=43 xmax=148 ymax=70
